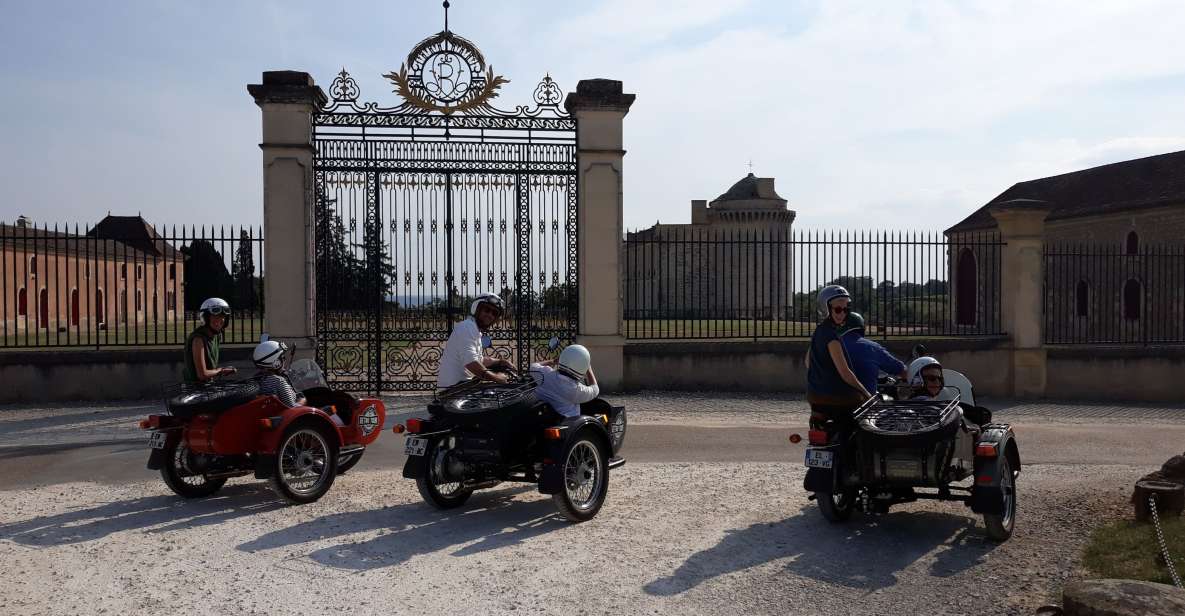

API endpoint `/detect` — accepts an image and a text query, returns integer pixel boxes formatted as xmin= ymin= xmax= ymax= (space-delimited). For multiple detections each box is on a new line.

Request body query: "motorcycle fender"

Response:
xmin=803 ymin=444 xmax=841 ymax=493
xmin=254 ymin=453 xmax=276 ymax=479
xmin=538 ymin=416 xmax=610 ymax=495
xmin=258 ymin=408 xmax=341 ymax=454
xmin=970 ymin=425 xmax=1016 ymax=514
xmin=146 ymin=429 xmax=181 ymax=470
xmin=402 ymin=454 xmax=428 ymax=479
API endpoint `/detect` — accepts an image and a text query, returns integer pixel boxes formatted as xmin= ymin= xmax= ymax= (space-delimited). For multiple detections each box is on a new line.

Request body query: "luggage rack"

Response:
xmin=853 ymin=395 xmax=961 ymax=435
xmin=434 ymin=377 xmax=537 ymax=409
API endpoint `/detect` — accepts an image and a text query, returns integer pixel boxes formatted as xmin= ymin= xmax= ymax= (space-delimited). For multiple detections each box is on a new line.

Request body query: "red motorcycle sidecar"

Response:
xmin=142 ymin=364 xmax=385 ymax=505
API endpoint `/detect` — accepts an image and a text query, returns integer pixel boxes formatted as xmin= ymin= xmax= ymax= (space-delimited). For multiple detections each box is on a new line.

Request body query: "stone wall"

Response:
xmin=0 ymin=347 xmax=254 ymax=403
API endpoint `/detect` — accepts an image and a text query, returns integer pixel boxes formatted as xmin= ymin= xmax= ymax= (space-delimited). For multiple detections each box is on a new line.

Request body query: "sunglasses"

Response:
xmin=922 ymin=374 xmax=944 ymax=383
xmin=831 ymin=305 xmax=850 ymax=314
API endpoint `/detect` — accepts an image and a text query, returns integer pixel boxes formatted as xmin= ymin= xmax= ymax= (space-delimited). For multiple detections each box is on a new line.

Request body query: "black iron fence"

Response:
xmin=1044 ymin=243 xmax=1185 ymax=344
xmin=1 ymin=221 xmax=264 ymax=349
xmin=623 ymin=228 xmax=1005 ymax=340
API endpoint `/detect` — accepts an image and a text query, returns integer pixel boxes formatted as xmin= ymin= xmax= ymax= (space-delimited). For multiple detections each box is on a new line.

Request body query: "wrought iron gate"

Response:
xmin=313 ymin=25 xmax=577 ymax=393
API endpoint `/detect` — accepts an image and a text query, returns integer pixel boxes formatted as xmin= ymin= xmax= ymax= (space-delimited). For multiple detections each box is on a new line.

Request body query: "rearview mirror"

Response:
xmin=547 ymin=336 xmax=561 ymax=351
xmin=260 ymin=333 xmax=269 ymax=343
xmin=481 ymin=334 xmax=492 ymax=349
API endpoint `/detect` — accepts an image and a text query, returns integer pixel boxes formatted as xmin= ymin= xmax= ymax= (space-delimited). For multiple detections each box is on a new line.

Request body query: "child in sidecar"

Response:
xmin=528 ymin=344 xmax=600 ymax=418
xmin=906 ymin=355 xmax=992 ymax=425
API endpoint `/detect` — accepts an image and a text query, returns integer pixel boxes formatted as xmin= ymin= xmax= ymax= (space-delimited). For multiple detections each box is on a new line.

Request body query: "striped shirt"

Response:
xmin=258 ymin=374 xmax=300 ymax=408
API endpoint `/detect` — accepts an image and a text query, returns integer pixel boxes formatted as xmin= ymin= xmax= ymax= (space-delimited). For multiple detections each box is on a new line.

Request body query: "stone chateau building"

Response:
xmin=947 ymin=149 xmax=1185 ymax=342
xmin=624 ymin=173 xmax=796 ymax=319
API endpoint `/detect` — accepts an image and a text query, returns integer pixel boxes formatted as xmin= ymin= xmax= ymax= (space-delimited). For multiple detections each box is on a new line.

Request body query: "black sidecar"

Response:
xmin=396 ymin=378 xmax=626 ymax=522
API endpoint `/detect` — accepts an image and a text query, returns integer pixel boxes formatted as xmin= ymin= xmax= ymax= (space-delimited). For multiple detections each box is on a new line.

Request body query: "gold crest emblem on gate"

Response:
xmin=383 ymin=29 xmax=509 ymax=115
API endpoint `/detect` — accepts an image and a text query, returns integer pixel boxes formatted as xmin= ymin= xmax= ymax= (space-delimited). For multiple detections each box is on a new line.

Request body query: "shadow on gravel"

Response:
xmin=0 ymin=484 xmax=284 ymax=546
xmin=0 ymin=406 xmax=153 ymax=436
xmin=645 ymin=506 xmax=1000 ymax=595
xmin=238 ymin=485 xmax=564 ymax=571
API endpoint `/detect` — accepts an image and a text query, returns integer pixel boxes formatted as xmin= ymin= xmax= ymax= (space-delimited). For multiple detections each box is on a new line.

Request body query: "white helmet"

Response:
xmin=907 ymin=356 xmax=942 ymax=386
xmin=253 ymin=340 xmax=289 ymax=370
xmin=817 ymin=285 xmax=851 ymax=317
xmin=557 ymin=344 xmax=591 ymax=379
xmin=470 ymin=293 xmax=505 ymax=317
xmin=200 ymin=297 xmax=231 ymax=326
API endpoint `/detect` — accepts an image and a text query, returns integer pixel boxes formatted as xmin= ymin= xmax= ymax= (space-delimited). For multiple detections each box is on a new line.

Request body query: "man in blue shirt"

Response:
xmin=838 ymin=312 xmax=907 ymax=396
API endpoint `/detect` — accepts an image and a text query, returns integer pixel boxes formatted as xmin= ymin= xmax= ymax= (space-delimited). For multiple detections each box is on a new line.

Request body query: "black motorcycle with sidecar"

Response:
xmin=394 ymin=373 xmax=627 ymax=522
xmin=792 ymin=368 xmax=1020 ymax=541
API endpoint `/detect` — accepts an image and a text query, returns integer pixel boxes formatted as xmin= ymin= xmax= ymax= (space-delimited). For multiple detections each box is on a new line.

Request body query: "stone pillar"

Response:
xmin=990 ymin=200 xmax=1051 ymax=397
xmin=247 ymin=71 xmax=327 ymax=360
xmin=565 ymin=79 xmax=636 ymax=391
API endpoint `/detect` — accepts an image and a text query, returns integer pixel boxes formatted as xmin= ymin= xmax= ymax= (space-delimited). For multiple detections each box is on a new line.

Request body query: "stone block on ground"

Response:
xmin=1063 ymin=579 xmax=1185 ymax=616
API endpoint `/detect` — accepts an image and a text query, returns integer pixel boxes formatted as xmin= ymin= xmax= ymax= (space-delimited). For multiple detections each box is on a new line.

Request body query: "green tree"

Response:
xmin=182 ymin=240 xmax=235 ymax=311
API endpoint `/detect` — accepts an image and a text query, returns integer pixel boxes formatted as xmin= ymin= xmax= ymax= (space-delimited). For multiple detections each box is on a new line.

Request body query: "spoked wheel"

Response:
xmin=160 ymin=437 xmax=227 ymax=498
xmin=269 ymin=425 xmax=338 ymax=505
xmin=817 ymin=488 xmax=858 ymax=522
xmin=553 ymin=435 xmax=609 ymax=522
xmin=416 ymin=440 xmax=472 ymax=509
xmin=983 ymin=457 xmax=1017 ymax=542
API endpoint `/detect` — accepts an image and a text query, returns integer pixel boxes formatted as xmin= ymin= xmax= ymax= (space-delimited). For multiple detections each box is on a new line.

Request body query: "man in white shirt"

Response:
xmin=529 ymin=344 xmax=600 ymax=417
xmin=437 ymin=293 xmax=515 ymax=389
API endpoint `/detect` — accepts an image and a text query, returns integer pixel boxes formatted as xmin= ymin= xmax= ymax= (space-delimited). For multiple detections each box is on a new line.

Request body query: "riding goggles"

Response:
xmin=205 ymin=306 xmax=231 ymax=316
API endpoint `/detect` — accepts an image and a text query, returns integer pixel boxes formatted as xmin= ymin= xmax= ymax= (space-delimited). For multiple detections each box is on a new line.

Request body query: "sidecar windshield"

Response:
xmin=289 ymin=359 xmax=328 ymax=391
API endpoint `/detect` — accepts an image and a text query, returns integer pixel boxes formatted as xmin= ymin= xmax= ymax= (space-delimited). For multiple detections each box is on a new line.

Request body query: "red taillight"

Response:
xmin=975 ymin=443 xmax=998 ymax=458
xmin=976 ymin=475 xmax=992 ymax=484
xmin=392 ymin=424 xmax=406 ymax=434
xmin=807 ymin=430 xmax=829 ymax=446
xmin=140 ymin=416 xmax=161 ymax=430
xmin=405 ymin=418 xmax=423 ymax=434
xmin=543 ymin=427 xmax=563 ymax=440
xmin=788 ymin=434 xmax=802 ymax=444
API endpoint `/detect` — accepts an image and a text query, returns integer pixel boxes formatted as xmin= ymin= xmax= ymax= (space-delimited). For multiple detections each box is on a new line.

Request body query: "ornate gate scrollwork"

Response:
xmin=313 ymin=8 xmax=576 ymax=393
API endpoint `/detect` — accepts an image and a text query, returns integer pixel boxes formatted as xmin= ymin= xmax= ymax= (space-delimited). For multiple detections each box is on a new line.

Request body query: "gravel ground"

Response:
xmin=0 ymin=462 xmax=1131 ymax=616
xmin=1 ymin=392 xmax=1181 ymax=447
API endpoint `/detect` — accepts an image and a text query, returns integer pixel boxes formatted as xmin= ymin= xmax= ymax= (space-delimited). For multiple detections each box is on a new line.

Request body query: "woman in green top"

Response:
xmin=184 ymin=297 xmax=237 ymax=383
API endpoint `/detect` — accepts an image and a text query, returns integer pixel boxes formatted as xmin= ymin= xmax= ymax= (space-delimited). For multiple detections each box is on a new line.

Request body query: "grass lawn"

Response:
xmin=1082 ymin=516 xmax=1185 ymax=585
xmin=2 ymin=317 xmax=267 ymax=349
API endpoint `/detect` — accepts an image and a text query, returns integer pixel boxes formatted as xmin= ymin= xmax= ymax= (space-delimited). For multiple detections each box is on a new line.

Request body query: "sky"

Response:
xmin=2 ymin=0 xmax=1184 ymax=232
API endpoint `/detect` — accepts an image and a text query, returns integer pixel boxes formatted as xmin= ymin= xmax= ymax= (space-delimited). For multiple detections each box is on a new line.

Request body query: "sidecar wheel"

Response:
xmin=983 ymin=457 xmax=1017 ymax=542
xmin=817 ymin=488 xmax=857 ymax=522
xmin=552 ymin=434 xmax=609 ymax=523
xmin=416 ymin=440 xmax=472 ymax=509
xmin=160 ymin=438 xmax=227 ymax=498
xmin=269 ymin=424 xmax=338 ymax=505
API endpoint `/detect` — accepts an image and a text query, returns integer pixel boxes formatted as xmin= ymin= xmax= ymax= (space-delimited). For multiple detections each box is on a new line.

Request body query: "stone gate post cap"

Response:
xmin=248 ymin=71 xmax=328 ymax=107
xmin=565 ymin=79 xmax=636 ymax=114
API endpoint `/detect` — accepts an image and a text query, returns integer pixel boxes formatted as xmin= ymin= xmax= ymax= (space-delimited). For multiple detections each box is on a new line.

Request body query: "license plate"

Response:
xmin=148 ymin=431 xmax=167 ymax=450
xmin=404 ymin=437 xmax=427 ymax=457
xmin=805 ymin=448 xmax=833 ymax=469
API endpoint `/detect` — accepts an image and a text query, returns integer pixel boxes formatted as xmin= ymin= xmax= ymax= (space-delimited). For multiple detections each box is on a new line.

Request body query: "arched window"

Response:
xmin=956 ymin=248 xmax=977 ymax=325
xmin=95 ymin=289 xmax=105 ymax=326
xmin=38 ymin=288 xmax=49 ymax=328
xmin=29 ymin=255 xmax=37 ymax=277
xmin=1125 ymin=231 xmax=1139 ymax=255
xmin=1075 ymin=281 xmax=1089 ymax=317
xmin=135 ymin=289 xmax=143 ymax=313
xmin=169 ymin=263 xmax=177 ymax=280
xmin=119 ymin=290 xmax=128 ymax=323
xmin=1123 ymin=279 xmax=1141 ymax=320
xmin=70 ymin=288 xmax=80 ymax=326
xmin=17 ymin=287 xmax=27 ymax=316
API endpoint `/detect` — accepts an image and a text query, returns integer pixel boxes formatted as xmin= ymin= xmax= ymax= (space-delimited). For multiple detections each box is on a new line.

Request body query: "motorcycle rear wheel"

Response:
xmin=416 ymin=441 xmax=473 ymax=509
xmin=160 ymin=439 xmax=227 ymax=498
xmin=817 ymin=488 xmax=857 ymax=522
